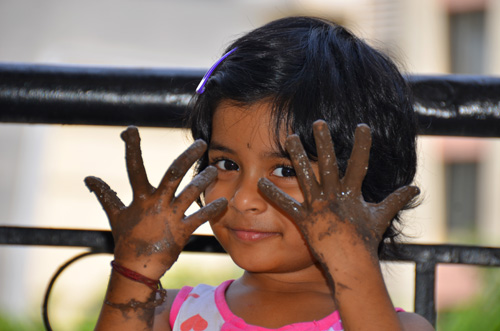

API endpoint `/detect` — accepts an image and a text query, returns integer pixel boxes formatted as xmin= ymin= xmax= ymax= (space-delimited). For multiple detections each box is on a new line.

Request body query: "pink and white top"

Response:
xmin=170 ymin=280 xmax=345 ymax=331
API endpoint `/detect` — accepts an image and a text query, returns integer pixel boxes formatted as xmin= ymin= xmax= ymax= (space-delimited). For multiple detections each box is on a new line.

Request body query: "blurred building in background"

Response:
xmin=0 ymin=0 xmax=499 ymax=329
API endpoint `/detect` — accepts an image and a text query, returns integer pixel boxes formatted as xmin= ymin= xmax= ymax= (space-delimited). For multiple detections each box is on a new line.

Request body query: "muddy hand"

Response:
xmin=258 ymin=120 xmax=419 ymax=261
xmin=84 ymin=127 xmax=227 ymax=275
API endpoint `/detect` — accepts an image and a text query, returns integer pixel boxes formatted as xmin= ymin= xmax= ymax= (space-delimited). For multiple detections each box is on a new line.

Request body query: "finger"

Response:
xmin=376 ymin=185 xmax=420 ymax=226
xmin=313 ymin=120 xmax=340 ymax=197
xmin=121 ymin=126 xmax=153 ymax=199
xmin=285 ymin=135 xmax=321 ymax=205
xmin=183 ymin=197 xmax=228 ymax=233
xmin=343 ymin=124 xmax=372 ymax=195
xmin=173 ymin=166 xmax=218 ymax=213
xmin=258 ymin=177 xmax=304 ymax=222
xmin=84 ymin=176 xmax=125 ymax=224
xmin=157 ymin=139 xmax=207 ymax=198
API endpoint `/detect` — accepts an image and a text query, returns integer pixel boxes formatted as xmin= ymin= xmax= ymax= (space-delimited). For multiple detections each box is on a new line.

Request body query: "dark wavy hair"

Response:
xmin=188 ymin=16 xmax=418 ymax=258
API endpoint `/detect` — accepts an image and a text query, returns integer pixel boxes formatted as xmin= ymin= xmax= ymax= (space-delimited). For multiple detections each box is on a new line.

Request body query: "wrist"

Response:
xmin=105 ymin=261 xmax=167 ymax=312
xmin=111 ymin=261 xmax=162 ymax=290
xmin=314 ymin=233 xmax=380 ymax=267
xmin=113 ymin=242 xmax=175 ymax=279
xmin=113 ymin=257 xmax=169 ymax=280
xmin=317 ymin=243 xmax=382 ymax=285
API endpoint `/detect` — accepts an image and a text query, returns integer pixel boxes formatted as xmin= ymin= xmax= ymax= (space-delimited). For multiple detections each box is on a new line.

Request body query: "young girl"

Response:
xmin=86 ymin=16 xmax=434 ymax=330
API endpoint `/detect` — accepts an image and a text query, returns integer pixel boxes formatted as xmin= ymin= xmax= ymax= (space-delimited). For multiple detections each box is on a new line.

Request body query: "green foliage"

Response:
xmin=161 ymin=252 xmax=243 ymax=289
xmin=438 ymin=268 xmax=500 ymax=331
xmin=0 ymin=253 xmax=242 ymax=331
xmin=0 ymin=314 xmax=43 ymax=331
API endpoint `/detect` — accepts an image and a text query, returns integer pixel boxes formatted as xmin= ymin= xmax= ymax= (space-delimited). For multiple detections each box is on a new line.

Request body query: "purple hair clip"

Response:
xmin=196 ymin=47 xmax=238 ymax=94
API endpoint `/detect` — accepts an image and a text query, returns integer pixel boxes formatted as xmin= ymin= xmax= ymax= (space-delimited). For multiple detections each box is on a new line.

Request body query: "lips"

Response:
xmin=231 ymin=229 xmax=280 ymax=241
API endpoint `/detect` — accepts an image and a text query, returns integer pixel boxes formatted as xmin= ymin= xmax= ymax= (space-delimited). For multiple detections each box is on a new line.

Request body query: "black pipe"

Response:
xmin=414 ymin=262 xmax=437 ymax=326
xmin=409 ymin=75 xmax=500 ymax=137
xmin=2 ymin=226 xmax=500 ymax=266
xmin=1 ymin=63 xmax=500 ymax=137
xmin=0 ymin=226 xmax=226 ymax=254
xmin=0 ymin=63 xmax=202 ymax=128
xmin=0 ymin=226 xmax=114 ymax=252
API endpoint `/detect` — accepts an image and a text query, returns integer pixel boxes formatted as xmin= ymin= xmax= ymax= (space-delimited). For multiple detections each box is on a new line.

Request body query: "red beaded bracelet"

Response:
xmin=111 ymin=261 xmax=162 ymax=291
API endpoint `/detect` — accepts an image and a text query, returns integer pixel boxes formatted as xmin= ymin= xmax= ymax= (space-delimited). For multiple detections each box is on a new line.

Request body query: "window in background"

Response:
xmin=449 ymin=10 xmax=486 ymax=74
xmin=445 ymin=162 xmax=478 ymax=239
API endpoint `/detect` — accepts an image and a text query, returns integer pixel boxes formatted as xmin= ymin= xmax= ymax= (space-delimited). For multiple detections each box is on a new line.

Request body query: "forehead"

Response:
xmin=211 ymin=100 xmax=286 ymax=150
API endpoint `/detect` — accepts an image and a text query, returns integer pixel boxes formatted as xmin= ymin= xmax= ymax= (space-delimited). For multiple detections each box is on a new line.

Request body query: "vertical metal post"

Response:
xmin=414 ymin=261 xmax=437 ymax=327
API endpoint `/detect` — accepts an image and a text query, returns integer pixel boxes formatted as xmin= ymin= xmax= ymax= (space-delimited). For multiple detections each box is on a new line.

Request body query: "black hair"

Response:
xmin=188 ymin=16 xmax=418 ymax=258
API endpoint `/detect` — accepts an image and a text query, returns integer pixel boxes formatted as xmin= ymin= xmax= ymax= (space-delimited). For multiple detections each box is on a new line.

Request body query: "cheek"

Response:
xmin=203 ymin=182 xmax=218 ymax=204
xmin=284 ymin=162 xmax=320 ymax=203
xmin=206 ymin=183 xmax=228 ymax=231
xmin=204 ymin=179 xmax=232 ymax=205
xmin=283 ymin=186 xmax=305 ymax=204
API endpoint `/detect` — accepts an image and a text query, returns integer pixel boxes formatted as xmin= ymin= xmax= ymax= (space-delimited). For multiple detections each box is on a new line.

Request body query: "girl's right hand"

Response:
xmin=84 ymin=126 xmax=227 ymax=279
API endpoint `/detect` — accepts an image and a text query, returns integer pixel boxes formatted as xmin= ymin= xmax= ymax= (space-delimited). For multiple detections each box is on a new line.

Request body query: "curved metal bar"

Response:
xmin=42 ymin=250 xmax=109 ymax=331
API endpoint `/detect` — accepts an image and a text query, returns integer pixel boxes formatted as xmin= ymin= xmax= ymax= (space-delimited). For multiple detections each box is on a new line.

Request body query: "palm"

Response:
xmin=258 ymin=120 xmax=419 ymax=262
xmin=84 ymin=126 xmax=227 ymax=275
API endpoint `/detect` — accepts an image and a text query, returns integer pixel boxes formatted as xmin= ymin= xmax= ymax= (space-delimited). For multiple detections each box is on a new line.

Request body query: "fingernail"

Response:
xmin=193 ymin=139 xmax=207 ymax=149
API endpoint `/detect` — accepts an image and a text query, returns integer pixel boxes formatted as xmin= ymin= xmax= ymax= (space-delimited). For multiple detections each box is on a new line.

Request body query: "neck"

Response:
xmin=225 ymin=264 xmax=338 ymax=328
xmin=237 ymin=263 xmax=333 ymax=295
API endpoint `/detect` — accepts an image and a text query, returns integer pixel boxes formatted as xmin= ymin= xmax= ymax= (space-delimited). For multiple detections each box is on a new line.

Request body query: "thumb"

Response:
xmin=377 ymin=185 xmax=420 ymax=223
xmin=84 ymin=176 xmax=125 ymax=226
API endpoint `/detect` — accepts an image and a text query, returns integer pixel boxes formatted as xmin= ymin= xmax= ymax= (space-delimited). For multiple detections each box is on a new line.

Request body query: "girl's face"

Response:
xmin=205 ymin=100 xmax=320 ymax=276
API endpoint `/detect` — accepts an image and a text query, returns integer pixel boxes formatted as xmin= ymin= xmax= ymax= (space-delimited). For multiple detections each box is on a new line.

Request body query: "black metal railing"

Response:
xmin=1 ymin=63 xmax=500 ymax=329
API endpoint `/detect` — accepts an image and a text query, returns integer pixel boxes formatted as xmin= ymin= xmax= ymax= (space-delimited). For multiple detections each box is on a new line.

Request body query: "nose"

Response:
xmin=230 ymin=173 xmax=267 ymax=214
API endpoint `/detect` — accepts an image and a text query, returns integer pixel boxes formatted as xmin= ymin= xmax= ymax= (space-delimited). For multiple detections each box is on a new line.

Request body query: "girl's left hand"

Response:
xmin=258 ymin=120 xmax=419 ymax=265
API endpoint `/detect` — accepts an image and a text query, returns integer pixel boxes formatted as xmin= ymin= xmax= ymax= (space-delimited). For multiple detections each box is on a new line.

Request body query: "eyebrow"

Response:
xmin=208 ymin=141 xmax=290 ymax=160
xmin=264 ymin=149 xmax=290 ymax=159
xmin=208 ymin=141 xmax=235 ymax=154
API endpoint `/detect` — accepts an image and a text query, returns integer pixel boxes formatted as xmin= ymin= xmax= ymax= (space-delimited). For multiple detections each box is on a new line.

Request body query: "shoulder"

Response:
xmin=398 ymin=312 xmax=435 ymax=331
xmin=153 ymin=289 xmax=181 ymax=331
xmin=154 ymin=283 xmax=225 ymax=331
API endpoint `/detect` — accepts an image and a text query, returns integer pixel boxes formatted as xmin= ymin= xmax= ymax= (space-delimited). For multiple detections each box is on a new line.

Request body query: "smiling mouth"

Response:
xmin=231 ymin=229 xmax=280 ymax=241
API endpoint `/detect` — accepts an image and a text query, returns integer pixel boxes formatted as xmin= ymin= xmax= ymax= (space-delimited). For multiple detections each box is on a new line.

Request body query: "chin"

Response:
xmin=229 ymin=250 xmax=313 ymax=274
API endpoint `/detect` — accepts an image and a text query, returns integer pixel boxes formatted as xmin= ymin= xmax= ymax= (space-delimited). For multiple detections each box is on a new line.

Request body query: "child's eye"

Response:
xmin=272 ymin=166 xmax=296 ymax=178
xmin=214 ymin=159 xmax=239 ymax=171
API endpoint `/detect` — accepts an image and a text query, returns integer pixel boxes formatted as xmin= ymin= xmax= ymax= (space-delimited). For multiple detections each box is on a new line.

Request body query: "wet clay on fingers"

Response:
xmin=258 ymin=120 xmax=420 ymax=263
xmin=85 ymin=126 xmax=227 ymax=277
